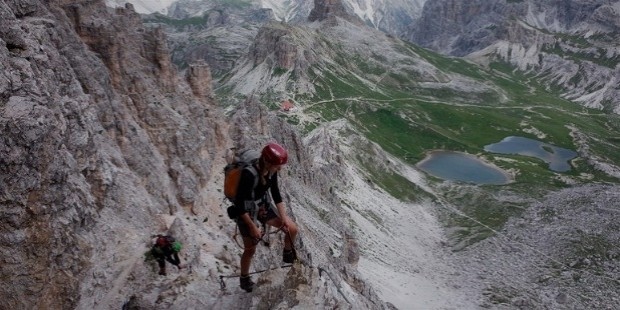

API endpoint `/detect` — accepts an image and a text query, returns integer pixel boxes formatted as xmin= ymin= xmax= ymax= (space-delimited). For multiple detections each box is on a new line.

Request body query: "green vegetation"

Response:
xmin=301 ymin=44 xmax=620 ymax=246
xmin=350 ymin=54 xmax=387 ymax=76
xmin=273 ymin=67 xmax=288 ymax=76
xmin=215 ymin=27 xmax=620 ymax=249
xmin=354 ymin=152 xmax=432 ymax=203
xmin=400 ymin=42 xmax=488 ymax=80
xmin=285 ymin=114 xmax=300 ymax=125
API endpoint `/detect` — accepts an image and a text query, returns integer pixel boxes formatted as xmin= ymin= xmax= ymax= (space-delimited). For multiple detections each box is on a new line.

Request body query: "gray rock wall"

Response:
xmin=408 ymin=0 xmax=620 ymax=112
xmin=0 ymin=0 xmax=220 ymax=308
xmin=0 ymin=0 xmax=385 ymax=309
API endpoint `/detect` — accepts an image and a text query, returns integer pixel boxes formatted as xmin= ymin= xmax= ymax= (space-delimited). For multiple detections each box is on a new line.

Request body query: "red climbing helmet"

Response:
xmin=261 ymin=142 xmax=288 ymax=165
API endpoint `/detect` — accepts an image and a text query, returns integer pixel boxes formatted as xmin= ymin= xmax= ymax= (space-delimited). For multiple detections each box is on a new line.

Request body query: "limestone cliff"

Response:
xmin=0 ymin=0 xmax=222 ymax=307
xmin=408 ymin=0 xmax=620 ymax=113
xmin=308 ymin=0 xmax=364 ymax=25
xmin=0 ymin=0 xmax=385 ymax=309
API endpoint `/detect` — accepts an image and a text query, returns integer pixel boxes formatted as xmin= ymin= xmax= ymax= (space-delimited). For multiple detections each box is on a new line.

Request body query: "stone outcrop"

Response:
xmin=186 ymin=60 xmax=213 ymax=99
xmin=308 ymin=0 xmax=364 ymax=25
xmin=0 ymin=0 xmax=387 ymax=309
xmin=145 ymin=1 xmax=274 ymax=75
xmin=409 ymin=0 xmax=620 ymax=56
xmin=0 ymin=0 xmax=221 ymax=308
xmin=219 ymin=20 xmax=323 ymax=98
xmin=408 ymin=0 xmax=620 ymax=113
xmin=454 ymin=184 xmax=620 ymax=309
xmin=250 ymin=24 xmax=300 ymax=70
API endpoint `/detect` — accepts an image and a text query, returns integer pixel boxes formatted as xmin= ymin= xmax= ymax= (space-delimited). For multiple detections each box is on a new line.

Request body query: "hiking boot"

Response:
xmin=240 ymin=275 xmax=255 ymax=292
xmin=283 ymin=248 xmax=297 ymax=264
xmin=158 ymin=267 xmax=166 ymax=276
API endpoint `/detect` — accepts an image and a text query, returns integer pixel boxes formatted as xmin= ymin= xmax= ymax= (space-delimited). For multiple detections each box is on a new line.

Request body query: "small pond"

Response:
xmin=416 ymin=151 xmax=511 ymax=185
xmin=484 ymin=136 xmax=578 ymax=172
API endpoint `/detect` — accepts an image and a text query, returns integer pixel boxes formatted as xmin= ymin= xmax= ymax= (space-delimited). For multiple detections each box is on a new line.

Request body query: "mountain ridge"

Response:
xmin=110 ymin=0 xmax=620 ymax=114
xmin=408 ymin=0 xmax=620 ymax=113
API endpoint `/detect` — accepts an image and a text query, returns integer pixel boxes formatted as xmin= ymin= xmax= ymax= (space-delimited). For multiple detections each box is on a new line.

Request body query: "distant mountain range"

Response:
xmin=407 ymin=0 xmax=620 ymax=113
xmin=108 ymin=0 xmax=427 ymax=34
xmin=112 ymin=0 xmax=620 ymax=113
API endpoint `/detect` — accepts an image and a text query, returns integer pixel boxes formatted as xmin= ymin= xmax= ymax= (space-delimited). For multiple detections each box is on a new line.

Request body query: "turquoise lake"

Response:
xmin=484 ymin=136 xmax=577 ymax=172
xmin=416 ymin=151 xmax=511 ymax=185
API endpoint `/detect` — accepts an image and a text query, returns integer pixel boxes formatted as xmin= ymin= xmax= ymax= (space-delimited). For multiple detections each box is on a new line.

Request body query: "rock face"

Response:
xmin=143 ymin=0 xmax=274 ymax=75
xmin=408 ymin=0 xmax=620 ymax=113
xmin=185 ymin=60 xmax=213 ymax=99
xmin=0 ymin=0 xmax=387 ymax=309
xmin=251 ymin=25 xmax=300 ymax=70
xmin=410 ymin=0 xmax=620 ymax=56
xmin=140 ymin=0 xmax=424 ymax=78
xmin=454 ymin=184 xmax=620 ymax=309
xmin=218 ymin=20 xmax=323 ymax=99
xmin=261 ymin=0 xmax=426 ymax=37
xmin=308 ymin=0 xmax=364 ymax=25
xmin=0 ymin=0 xmax=218 ymax=308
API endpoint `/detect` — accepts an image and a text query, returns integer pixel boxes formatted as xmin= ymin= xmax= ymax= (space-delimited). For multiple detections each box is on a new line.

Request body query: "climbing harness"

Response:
xmin=231 ymin=222 xmax=284 ymax=249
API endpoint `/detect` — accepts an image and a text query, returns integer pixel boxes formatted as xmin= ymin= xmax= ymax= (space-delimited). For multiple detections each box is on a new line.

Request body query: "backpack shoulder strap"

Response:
xmin=240 ymin=163 xmax=261 ymax=224
xmin=242 ymin=162 xmax=259 ymax=200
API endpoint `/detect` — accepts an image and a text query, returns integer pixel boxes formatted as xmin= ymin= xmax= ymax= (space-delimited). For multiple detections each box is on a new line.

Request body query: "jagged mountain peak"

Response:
xmin=108 ymin=0 xmax=427 ymax=36
xmin=218 ymin=16 xmax=500 ymax=109
xmin=308 ymin=0 xmax=364 ymax=24
xmin=408 ymin=0 xmax=620 ymax=113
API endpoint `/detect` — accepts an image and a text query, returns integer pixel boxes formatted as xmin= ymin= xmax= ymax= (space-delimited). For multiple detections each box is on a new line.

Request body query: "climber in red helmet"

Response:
xmin=232 ymin=142 xmax=299 ymax=292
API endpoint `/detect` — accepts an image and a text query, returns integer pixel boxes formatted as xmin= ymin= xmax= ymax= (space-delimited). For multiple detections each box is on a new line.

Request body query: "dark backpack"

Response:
xmin=223 ymin=149 xmax=260 ymax=219
xmin=155 ymin=235 xmax=175 ymax=247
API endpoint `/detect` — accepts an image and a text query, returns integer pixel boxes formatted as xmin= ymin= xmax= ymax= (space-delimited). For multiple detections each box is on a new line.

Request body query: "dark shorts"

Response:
xmin=237 ymin=204 xmax=278 ymax=237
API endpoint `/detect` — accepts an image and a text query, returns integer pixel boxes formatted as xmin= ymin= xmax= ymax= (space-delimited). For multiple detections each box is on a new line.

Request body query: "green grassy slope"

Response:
xmin=218 ymin=24 xmax=620 ymax=247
